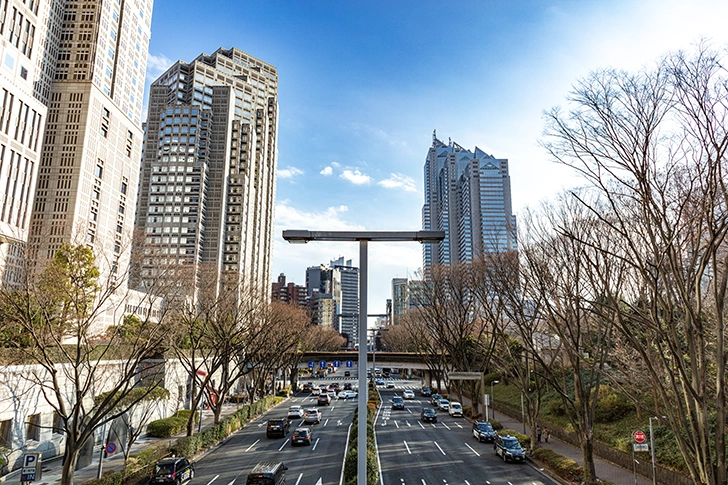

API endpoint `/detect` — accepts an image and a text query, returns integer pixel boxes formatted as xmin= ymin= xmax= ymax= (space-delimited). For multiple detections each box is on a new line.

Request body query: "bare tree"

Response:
xmin=0 ymin=243 xmax=169 ymax=485
xmin=542 ymin=43 xmax=728 ymax=485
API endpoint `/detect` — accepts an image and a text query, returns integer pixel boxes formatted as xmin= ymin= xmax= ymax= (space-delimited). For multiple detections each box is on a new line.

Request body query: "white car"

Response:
xmin=303 ymin=408 xmax=321 ymax=424
xmin=340 ymin=390 xmax=358 ymax=399
xmin=288 ymin=405 xmax=304 ymax=419
xmin=311 ymin=388 xmax=321 ymax=396
xmin=438 ymin=399 xmax=449 ymax=411
xmin=403 ymin=390 xmax=415 ymax=399
xmin=448 ymin=401 xmax=463 ymax=417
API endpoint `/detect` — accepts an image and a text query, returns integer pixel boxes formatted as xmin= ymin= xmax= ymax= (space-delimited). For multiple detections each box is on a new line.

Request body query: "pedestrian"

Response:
xmin=536 ymin=425 xmax=542 ymax=443
xmin=544 ymin=427 xmax=550 ymax=443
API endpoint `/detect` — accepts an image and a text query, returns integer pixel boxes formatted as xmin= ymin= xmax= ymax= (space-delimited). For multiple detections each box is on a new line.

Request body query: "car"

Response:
xmin=448 ymin=401 xmax=463 ymax=417
xmin=386 ymin=381 xmax=395 ymax=388
xmin=431 ymin=393 xmax=442 ymax=406
xmin=420 ymin=387 xmax=432 ymax=397
xmin=344 ymin=371 xmax=351 ymax=377
xmin=494 ymin=434 xmax=526 ymax=462
xmin=246 ymin=461 xmax=287 ymax=485
xmin=327 ymin=390 xmax=336 ymax=400
xmin=288 ymin=405 xmax=304 ymax=419
xmin=317 ymin=393 xmax=331 ymax=406
xmin=375 ymin=378 xmax=385 ymax=385
xmin=437 ymin=399 xmax=449 ymax=411
xmin=472 ymin=421 xmax=496 ymax=442
xmin=291 ymin=427 xmax=313 ymax=446
xmin=311 ymin=387 xmax=321 ymax=396
xmin=403 ymin=390 xmax=415 ymax=399
xmin=303 ymin=408 xmax=321 ymax=424
xmin=420 ymin=407 xmax=437 ymax=423
xmin=391 ymin=396 xmax=405 ymax=410
xmin=150 ymin=456 xmax=195 ymax=484
xmin=340 ymin=390 xmax=358 ymax=399
xmin=343 ymin=383 xmax=353 ymax=390
xmin=266 ymin=418 xmax=290 ymax=438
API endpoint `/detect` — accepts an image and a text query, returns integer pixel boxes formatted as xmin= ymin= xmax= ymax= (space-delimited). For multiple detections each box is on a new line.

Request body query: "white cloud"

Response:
xmin=278 ymin=166 xmax=304 ymax=179
xmin=378 ymin=173 xmax=417 ymax=192
xmin=340 ymin=169 xmax=371 ymax=185
xmin=320 ymin=166 xmax=333 ymax=176
xmin=145 ymin=53 xmax=174 ymax=81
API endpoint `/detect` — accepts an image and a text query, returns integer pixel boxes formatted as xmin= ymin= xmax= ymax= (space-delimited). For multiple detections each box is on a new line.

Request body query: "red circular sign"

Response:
xmin=633 ymin=430 xmax=646 ymax=443
xmin=105 ymin=442 xmax=116 ymax=454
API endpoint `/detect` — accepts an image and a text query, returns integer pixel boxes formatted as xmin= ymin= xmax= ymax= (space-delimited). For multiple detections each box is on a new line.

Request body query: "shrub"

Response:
xmin=488 ymin=419 xmax=502 ymax=430
xmin=594 ymin=389 xmax=633 ymax=424
xmin=532 ymin=447 xmax=583 ymax=482
xmin=499 ymin=429 xmax=531 ymax=448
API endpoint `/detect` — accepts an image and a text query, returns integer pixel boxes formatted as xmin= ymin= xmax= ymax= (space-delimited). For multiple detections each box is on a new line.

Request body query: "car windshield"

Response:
xmin=294 ymin=430 xmax=309 ymax=437
xmin=504 ymin=437 xmax=521 ymax=450
xmin=477 ymin=423 xmax=493 ymax=431
xmin=154 ymin=464 xmax=174 ymax=475
xmin=424 ymin=408 xmax=435 ymax=415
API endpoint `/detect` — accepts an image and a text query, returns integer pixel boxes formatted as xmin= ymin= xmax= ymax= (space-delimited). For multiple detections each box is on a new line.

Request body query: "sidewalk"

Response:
xmin=2 ymin=403 xmax=250 ymax=485
xmin=427 ymin=377 xmax=652 ymax=485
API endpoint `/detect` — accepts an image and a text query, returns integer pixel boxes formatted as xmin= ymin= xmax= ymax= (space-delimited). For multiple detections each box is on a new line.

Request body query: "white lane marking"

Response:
xmin=441 ymin=422 xmax=450 ymax=430
xmin=406 ymin=420 xmax=412 ymax=427
xmin=418 ymin=421 xmax=425 ymax=429
xmin=421 ymin=480 xmax=427 ymax=485
xmin=433 ymin=441 xmax=446 ymax=455
xmin=314 ymin=479 xmax=322 ymax=485
xmin=278 ymin=438 xmax=290 ymax=451
xmin=294 ymin=474 xmax=303 ymax=485
xmin=404 ymin=440 xmax=412 ymax=454
xmin=464 ymin=481 xmax=471 ymax=485
xmin=407 ymin=409 xmax=412 ymax=414
xmin=245 ymin=439 xmax=259 ymax=452
xmin=312 ymin=438 xmax=320 ymax=451
xmin=431 ymin=423 xmax=437 ymax=428
xmin=226 ymin=480 xmax=235 ymax=485
xmin=394 ymin=420 xmax=400 ymax=429
xmin=455 ymin=422 xmax=462 ymax=428
xmin=464 ymin=442 xmax=480 ymax=456
xmin=205 ymin=475 xmax=219 ymax=485
xmin=257 ymin=423 xmax=264 ymax=427
xmin=324 ymin=418 xmax=329 ymax=426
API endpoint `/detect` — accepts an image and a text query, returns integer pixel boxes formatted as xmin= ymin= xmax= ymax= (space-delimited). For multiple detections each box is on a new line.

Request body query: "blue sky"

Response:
xmin=145 ymin=1 xmax=728 ymax=316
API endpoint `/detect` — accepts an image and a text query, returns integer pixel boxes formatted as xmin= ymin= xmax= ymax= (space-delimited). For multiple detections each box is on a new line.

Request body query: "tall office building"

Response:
xmin=27 ymin=0 xmax=153 ymax=285
xmin=422 ymin=131 xmax=517 ymax=271
xmin=133 ymin=48 xmax=278 ymax=299
xmin=0 ymin=0 xmax=52 ymax=286
xmin=330 ymin=256 xmax=359 ymax=347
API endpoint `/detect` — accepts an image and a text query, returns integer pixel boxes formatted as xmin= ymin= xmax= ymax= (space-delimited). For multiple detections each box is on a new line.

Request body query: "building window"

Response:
xmin=121 ymin=181 xmax=127 ymax=194
xmin=95 ymin=164 xmax=103 ymax=178
xmin=0 ymin=419 xmax=11 ymax=448
xmin=52 ymin=412 xmax=63 ymax=435
xmin=26 ymin=413 xmax=41 ymax=441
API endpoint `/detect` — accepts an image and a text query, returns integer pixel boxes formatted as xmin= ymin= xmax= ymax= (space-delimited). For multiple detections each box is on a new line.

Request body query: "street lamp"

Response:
xmin=488 ymin=380 xmax=499 ymax=421
xmin=283 ymin=229 xmax=444 ymax=485
xmin=649 ymin=415 xmax=666 ymax=485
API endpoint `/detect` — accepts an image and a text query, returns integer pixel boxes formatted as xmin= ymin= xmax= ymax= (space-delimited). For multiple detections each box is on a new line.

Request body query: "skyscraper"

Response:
xmin=0 ymin=0 xmax=50 ymax=286
xmin=133 ymin=48 xmax=278 ymax=299
xmin=422 ymin=131 xmax=517 ymax=271
xmin=27 ymin=0 xmax=153 ymax=284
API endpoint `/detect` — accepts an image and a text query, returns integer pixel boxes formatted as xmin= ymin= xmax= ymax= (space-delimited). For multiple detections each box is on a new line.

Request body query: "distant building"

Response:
xmin=132 ymin=47 xmax=278 ymax=301
xmin=391 ymin=278 xmax=408 ymax=325
xmin=271 ymin=273 xmax=307 ymax=308
xmin=422 ymin=131 xmax=517 ymax=272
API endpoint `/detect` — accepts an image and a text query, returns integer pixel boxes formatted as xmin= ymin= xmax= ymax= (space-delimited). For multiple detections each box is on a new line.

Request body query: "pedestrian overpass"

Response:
xmin=298 ymin=351 xmax=434 ymax=374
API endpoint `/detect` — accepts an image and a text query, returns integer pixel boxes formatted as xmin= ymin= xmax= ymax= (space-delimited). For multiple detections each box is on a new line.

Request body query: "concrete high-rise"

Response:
xmin=133 ymin=48 xmax=278 ymax=299
xmin=0 ymin=0 xmax=51 ymax=286
xmin=422 ymin=131 xmax=517 ymax=271
xmin=27 ymin=0 xmax=153 ymax=285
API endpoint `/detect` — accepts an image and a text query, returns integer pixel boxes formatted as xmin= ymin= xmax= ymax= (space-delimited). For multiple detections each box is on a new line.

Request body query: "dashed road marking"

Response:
xmin=404 ymin=441 xmax=411 ymax=454
xmin=433 ymin=441 xmax=446 ymax=455
xmin=278 ymin=438 xmax=289 ymax=451
xmin=245 ymin=440 xmax=259 ymax=452
xmin=464 ymin=442 xmax=480 ymax=456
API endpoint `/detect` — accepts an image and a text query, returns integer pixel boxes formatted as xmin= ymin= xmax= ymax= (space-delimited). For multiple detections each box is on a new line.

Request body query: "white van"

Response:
xmin=448 ymin=401 xmax=463 ymax=417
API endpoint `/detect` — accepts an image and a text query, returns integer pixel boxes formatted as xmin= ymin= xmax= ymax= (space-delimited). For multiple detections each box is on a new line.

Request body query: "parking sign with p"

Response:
xmin=21 ymin=452 xmax=42 ymax=482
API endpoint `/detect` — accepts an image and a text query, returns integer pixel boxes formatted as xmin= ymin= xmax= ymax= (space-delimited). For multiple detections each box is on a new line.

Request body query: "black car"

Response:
xmin=431 ymin=393 xmax=442 ymax=406
xmin=494 ymin=434 xmax=526 ymax=462
xmin=291 ymin=427 xmax=313 ymax=446
xmin=420 ymin=407 xmax=437 ymax=423
xmin=266 ymin=418 xmax=290 ymax=438
xmin=344 ymin=371 xmax=351 ymax=377
xmin=472 ymin=421 xmax=496 ymax=442
xmin=150 ymin=456 xmax=194 ymax=484
xmin=391 ymin=396 xmax=405 ymax=410
xmin=421 ymin=386 xmax=432 ymax=397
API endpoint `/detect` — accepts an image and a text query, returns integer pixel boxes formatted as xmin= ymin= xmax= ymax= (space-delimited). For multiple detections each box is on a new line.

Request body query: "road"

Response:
xmin=188 ymin=371 xmax=557 ymax=485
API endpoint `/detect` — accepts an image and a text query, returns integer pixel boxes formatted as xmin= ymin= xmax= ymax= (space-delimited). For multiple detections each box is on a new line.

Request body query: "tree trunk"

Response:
xmin=61 ymin=445 xmax=80 ymax=485
xmin=580 ymin=432 xmax=597 ymax=484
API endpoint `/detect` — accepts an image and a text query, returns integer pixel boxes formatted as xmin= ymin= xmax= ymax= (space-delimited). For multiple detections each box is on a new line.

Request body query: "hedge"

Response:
xmin=146 ymin=410 xmax=199 ymax=438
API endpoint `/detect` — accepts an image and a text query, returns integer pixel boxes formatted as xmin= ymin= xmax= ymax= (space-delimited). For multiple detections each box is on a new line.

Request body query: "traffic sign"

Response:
xmin=319 ymin=360 xmax=326 ymax=368
xmin=633 ymin=430 xmax=647 ymax=443
xmin=21 ymin=452 xmax=41 ymax=482
xmin=308 ymin=361 xmax=314 ymax=369
xmin=105 ymin=442 xmax=117 ymax=454
xmin=333 ymin=360 xmax=341 ymax=367
xmin=633 ymin=443 xmax=649 ymax=452
xmin=346 ymin=360 xmax=353 ymax=368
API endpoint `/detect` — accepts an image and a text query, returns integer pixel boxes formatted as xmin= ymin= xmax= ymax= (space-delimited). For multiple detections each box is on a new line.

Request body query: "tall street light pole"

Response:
xmin=649 ymin=416 xmax=666 ymax=485
xmin=490 ymin=380 xmax=499 ymax=420
xmin=283 ymin=230 xmax=444 ymax=485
